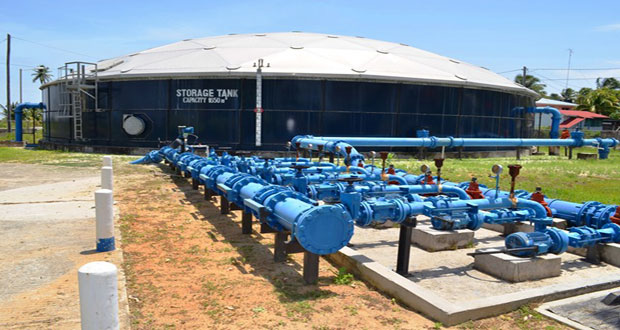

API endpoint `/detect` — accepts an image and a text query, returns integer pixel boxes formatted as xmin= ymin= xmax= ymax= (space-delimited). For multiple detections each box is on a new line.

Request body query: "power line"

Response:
xmin=11 ymin=35 xmax=97 ymax=60
xmin=496 ymin=67 xmax=620 ymax=73
xmin=530 ymin=71 xmax=571 ymax=91
xmin=498 ymin=69 xmax=522 ymax=74
xmin=530 ymin=67 xmax=620 ymax=71
xmin=537 ymin=77 xmax=620 ymax=81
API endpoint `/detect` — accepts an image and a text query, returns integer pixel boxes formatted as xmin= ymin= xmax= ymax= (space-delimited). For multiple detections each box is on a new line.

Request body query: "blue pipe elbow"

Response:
xmin=13 ymin=102 xmax=46 ymax=142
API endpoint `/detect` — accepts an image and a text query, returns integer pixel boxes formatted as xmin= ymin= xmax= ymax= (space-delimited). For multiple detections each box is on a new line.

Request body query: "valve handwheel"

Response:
xmin=338 ymin=176 xmax=364 ymax=185
xmin=290 ymin=164 xmax=311 ymax=170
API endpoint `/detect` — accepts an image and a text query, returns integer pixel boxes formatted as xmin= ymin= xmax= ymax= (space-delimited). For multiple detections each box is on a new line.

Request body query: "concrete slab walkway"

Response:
xmin=0 ymin=163 xmax=129 ymax=329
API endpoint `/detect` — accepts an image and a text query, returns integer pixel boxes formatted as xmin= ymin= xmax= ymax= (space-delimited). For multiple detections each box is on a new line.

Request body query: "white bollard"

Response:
xmin=95 ymin=189 xmax=115 ymax=252
xmin=101 ymin=166 xmax=113 ymax=191
xmin=78 ymin=261 xmax=119 ymax=330
xmin=103 ymin=155 xmax=113 ymax=167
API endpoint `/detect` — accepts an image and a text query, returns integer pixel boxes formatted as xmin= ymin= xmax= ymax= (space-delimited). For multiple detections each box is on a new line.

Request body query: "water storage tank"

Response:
xmin=40 ymin=32 xmax=538 ymax=152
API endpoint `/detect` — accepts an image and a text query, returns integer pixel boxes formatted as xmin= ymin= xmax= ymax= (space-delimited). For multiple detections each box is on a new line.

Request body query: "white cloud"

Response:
xmin=595 ymin=23 xmax=620 ymax=32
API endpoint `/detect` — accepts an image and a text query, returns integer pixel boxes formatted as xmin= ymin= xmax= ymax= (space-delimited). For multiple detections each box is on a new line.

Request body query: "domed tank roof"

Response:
xmin=92 ymin=32 xmax=536 ymax=96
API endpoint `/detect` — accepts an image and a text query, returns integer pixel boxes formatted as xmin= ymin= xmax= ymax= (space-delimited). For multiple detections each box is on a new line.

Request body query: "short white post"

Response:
xmin=95 ymin=189 xmax=115 ymax=252
xmin=103 ymin=155 xmax=113 ymax=167
xmin=78 ymin=261 xmax=119 ymax=330
xmin=101 ymin=166 xmax=113 ymax=191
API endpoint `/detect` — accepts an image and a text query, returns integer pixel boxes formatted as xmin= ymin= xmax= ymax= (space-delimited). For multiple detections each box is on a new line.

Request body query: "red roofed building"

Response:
xmin=558 ymin=110 xmax=608 ymax=131
xmin=535 ymin=98 xmax=608 ymax=131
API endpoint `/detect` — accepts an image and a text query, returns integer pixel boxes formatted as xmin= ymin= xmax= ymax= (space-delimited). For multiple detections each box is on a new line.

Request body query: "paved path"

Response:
xmin=0 ymin=163 xmax=129 ymax=329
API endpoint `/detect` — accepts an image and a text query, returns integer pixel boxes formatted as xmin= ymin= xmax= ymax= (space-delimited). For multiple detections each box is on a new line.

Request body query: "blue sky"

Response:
xmin=1 ymin=0 xmax=620 ymax=104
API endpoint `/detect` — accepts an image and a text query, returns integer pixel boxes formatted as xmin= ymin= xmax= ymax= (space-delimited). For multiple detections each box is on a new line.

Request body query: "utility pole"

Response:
xmin=6 ymin=33 xmax=11 ymax=133
xmin=521 ymin=66 xmax=527 ymax=86
xmin=19 ymin=68 xmax=22 ymax=103
xmin=565 ymin=49 xmax=573 ymax=90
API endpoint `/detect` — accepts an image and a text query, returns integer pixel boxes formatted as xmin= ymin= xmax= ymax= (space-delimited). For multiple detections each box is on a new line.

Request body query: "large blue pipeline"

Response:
xmin=132 ymin=133 xmax=620 ymax=259
xmin=13 ymin=102 xmax=46 ymax=143
xmin=292 ymin=130 xmax=619 ymax=159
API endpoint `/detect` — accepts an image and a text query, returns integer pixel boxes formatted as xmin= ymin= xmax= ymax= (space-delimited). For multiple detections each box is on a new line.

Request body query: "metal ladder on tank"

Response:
xmin=57 ymin=61 xmax=98 ymax=141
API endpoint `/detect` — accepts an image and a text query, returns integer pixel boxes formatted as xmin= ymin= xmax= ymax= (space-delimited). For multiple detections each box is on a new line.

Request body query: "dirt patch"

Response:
xmin=117 ymin=166 xmax=434 ymax=329
xmin=117 ymin=164 xmax=569 ymax=330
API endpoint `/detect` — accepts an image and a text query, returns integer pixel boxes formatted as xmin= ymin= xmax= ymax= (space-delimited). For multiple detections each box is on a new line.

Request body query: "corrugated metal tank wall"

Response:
xmin=41 ymin=78 xmax=535 ymax=149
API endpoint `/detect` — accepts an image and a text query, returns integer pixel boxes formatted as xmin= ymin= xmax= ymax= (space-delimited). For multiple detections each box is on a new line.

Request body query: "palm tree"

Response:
xmin=32 ymin=65 xmax=53 ymax=84
xmin=561 ymin=88 xmax=576 ymax=102
xmin=514 ymin=74 xmax=547 ymax=95
xmin=578 ymin=87 xmax=593 ymax=97
xmin=575 ymin=88 xmax=620 ymax=116
xmin=596 ymin=77 xmax=620 ymax=90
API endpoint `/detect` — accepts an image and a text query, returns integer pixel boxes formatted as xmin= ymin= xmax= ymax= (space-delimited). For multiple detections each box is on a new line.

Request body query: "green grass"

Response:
xmin=0 ymin=144 xmax=618 ymax=205
xmin=0 ymin=147 xmax=137 ymax=167
xmin=333 ymin=267 xmax=354 ymax=285
xmin=392 ymin=146 xmax=620 ymax=204
xmin=0 ymin=127 xmax=43 ymax=143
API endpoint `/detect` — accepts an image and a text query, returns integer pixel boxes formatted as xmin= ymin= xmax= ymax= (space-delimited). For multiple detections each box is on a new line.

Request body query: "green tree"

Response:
xmin=31 ymin=65 xmax=53 ymax=84
xmin=548 ymin=93 xmax=562 ymax=100
xmin=596 ymin=77 xmax=620 ymax=90
xmin=561 ymin=88 xmax=577 ymax=102
xmin=514 ymin=74 xmax=547 ymax=95
xmin=578 ymin=87 xmax=593 ymax=97
xmin=575 ymin=88 xmax=620 ymax=116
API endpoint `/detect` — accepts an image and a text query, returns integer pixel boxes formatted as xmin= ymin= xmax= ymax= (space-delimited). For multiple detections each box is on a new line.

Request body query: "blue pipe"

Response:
xmin=514 ymin=106 xmax=563 ymax=139
xmin=546 ymin=199 xmax=618 ymax=229
xmin=13 ymin=102 xmax=46 ymax=142
xmin=293 ymin=133 xmax=618 ymax=159
xmin=203 ymin=168 xmax=354 ymax=255
xmin=131 ymin=150 xmax=164 ymax=164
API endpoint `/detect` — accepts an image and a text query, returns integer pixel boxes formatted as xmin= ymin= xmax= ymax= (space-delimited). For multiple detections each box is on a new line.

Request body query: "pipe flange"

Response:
xmin=295 ymin=205 xmax=354 ymax=255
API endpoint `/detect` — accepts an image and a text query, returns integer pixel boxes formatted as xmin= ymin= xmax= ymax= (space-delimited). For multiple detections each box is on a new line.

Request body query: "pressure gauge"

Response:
xmin=491 ymin=164 xmax=503 ymax=175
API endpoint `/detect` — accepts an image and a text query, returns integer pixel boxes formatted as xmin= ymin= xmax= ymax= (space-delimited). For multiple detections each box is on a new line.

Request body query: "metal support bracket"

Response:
xmin=220 ymin=196 xmax=230 ymax=215
xmin=586 ymin=244 xmax=602 ymax=264
xmin=192 ymin=178 xmax=199 ymax=190
xmin=303 ymin=252 xmax=319 ymax=284
xmin=396 ymin=217 xmax=417 ymax=276
xmin=274 ymin=231 xmax=289 ymax=262
xmin=241 ymin=211 xmax=253 ymax=234
xmin=272 ymin=231 xmax=319 ymax=284
xmin=204 ymin=187 xmax=213 ymax=200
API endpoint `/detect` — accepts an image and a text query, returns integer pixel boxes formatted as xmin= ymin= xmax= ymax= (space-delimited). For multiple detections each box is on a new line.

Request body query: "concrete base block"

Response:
xmin=568 ymin=243 xmax=620 ymax=267
xmin=482 ymin=218 xmax=567 ymax=235
xmin=474 ymin=253 xmax=561 ymax=282
xmin=412 ymin=226 xmax=474 ymax=252
xmin=482 ymin=222 xmax=534 ymax=236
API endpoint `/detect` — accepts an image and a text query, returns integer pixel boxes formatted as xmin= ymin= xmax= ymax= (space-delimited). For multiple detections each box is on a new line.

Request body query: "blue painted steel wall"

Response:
xmin=41 ymin=78 xmax=535 ymax=149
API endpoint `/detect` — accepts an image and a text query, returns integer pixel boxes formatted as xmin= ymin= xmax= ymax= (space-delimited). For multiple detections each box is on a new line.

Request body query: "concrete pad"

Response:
xmin=538 ymin=288 xmax=620 ymax=330
xmin=412 ymin=225 xmax=474 ymax=251
xmin=474 ymin=253 xmax=561 ymax=282
xmin=337 ymin=225 xmax=620 ymax=326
